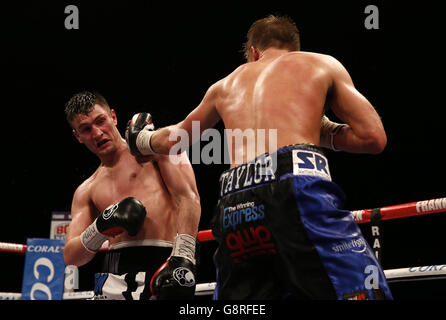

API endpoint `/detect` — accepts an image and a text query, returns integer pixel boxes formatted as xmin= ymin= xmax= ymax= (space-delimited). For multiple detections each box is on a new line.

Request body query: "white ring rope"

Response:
xmin=1 ymin=264 xmax=444 ymax=300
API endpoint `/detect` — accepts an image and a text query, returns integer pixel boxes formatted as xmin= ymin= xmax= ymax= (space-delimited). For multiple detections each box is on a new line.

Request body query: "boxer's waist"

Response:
xmin=109 ymin=239 xmax=173 ymax=251
xmin=102 ymin=241 xmax=172 ymax=274
xmin=218 ymin=143 xmax=332 ymax=198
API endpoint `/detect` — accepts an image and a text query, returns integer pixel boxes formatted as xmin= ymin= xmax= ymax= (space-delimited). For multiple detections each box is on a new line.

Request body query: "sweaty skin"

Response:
xmin=64 ymin=105 xmax=200 ymax=266
xmin=151 ymin=48 xmax=386 ymax=165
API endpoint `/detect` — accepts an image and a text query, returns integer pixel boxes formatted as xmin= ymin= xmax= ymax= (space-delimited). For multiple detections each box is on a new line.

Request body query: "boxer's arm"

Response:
xmin=150 ymin=153 xmax=200 ymax=299
xmin=64 ymin=184 xmax=97 ymax=266
xmin=325 ymin=56 xmax=387 ymax=154
xmin=150 ymin=82 xmax=222 ymax=155
xmin=156 ymin=152 xmax=201 ymax=237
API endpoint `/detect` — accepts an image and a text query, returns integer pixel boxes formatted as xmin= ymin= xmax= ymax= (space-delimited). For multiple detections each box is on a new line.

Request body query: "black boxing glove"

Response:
xmin=125 ymin=113 xmax=156 ymax=156
xmin=80 ymin=197 xmax=146 ymax=253
xmin=150 ymin=234 xmax=197 ymax=299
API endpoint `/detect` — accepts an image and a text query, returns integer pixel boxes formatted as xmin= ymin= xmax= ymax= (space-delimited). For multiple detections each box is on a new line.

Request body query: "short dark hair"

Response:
xmin=65 ymin=91 xmax=111 ymax=125
xmin=243 ymin=15 xmax=300 ymax=60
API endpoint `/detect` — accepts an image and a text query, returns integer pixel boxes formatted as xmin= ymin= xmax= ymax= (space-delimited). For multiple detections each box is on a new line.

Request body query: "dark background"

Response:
xmin=1 ymin=1 xmax=445 ymax=298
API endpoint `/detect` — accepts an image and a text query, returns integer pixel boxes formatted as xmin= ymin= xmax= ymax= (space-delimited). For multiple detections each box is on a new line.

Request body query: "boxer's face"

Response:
xmin=72 ymin=104 xmax=120 ymax=157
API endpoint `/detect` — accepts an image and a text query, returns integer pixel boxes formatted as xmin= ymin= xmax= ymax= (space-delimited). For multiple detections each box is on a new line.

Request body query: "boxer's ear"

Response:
xmin=110 ymin=109 xmax=118 ymax=126
xmin=72 ymin=129 xmax=83 ymax=144
xmin=250 ymin=46 xmax=260 ymax=61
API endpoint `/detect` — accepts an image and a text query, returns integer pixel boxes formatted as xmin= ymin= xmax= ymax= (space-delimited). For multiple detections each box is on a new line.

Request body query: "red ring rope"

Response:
xmin=352 ymin=197 xmax=446 ymax=223
xmin=196 ymin=229 xmax=214 ymax=242
xmin=1 ymin=197 xmax=445 ymax=253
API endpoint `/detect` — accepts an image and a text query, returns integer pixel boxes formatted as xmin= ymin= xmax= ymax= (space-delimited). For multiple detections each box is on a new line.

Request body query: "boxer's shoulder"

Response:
xmin=72 ymin=168 xmax=102 ymax=210
xmin=77 ymin=168 xmax=98 ymax=190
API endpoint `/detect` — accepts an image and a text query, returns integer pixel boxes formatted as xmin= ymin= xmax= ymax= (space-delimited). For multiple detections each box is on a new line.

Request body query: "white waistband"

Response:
xmin=109 ymin=239 xmax=173 ymax=250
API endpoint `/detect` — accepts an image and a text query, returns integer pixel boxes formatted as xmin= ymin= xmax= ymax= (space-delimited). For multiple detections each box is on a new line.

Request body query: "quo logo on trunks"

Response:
xmin=223 ymin=201 xmax=276 ymax=263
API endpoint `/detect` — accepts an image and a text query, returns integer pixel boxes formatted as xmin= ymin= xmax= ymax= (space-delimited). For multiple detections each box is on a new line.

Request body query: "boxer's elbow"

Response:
xmin=64 ymin=247 xmax=78 ymax=267
xmin=64 ymin=239 xmax=92 ymax=267
xmin=64 ymin=256 xmax=79 ymax=267
xmin=365 ymin=128 xmax=387 ymax=154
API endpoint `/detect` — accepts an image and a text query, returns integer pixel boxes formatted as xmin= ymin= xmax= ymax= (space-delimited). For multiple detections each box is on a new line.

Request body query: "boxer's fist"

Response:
xmin=125 ymin=113 xmax=156 ymax=156
xmin=320 ymin=115 xmax=347 ymax=151
xmin=150 ymin=234 xmax=197 ymax=299
xmin=96 ymin=197 xmax=146 ymax=237
xmin=80 ymin=197 xmax=146 ymax=253
xmin=150 ymin=256 xmax=196 ymax=299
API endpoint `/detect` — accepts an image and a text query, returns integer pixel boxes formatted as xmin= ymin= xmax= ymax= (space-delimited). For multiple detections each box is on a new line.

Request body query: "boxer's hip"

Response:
xmin=102 ymin=239 xmax=172 ymax=274
xmin=213 ymin=143 xmax=335 ymax=249
xmin=93 ymin=239 xmax=172 ymax=300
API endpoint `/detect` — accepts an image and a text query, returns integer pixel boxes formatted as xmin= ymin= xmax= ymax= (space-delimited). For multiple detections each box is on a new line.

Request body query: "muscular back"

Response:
xmin=214 ymin=51 xmax=332 ymax=165
xmin=154 ymin=49 xmax=384 ymax=166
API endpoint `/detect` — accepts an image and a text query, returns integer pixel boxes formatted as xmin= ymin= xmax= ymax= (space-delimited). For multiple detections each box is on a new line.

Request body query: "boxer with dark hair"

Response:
xmin=64 ymin=91 xmax=201 ymax=300
xmin=127 ymin=15 xmax=392 ymax=300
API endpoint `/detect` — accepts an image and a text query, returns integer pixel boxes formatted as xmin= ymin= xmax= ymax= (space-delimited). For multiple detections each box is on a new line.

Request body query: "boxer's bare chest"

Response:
xmin=89 ymin=156 xmax=167 ymax=214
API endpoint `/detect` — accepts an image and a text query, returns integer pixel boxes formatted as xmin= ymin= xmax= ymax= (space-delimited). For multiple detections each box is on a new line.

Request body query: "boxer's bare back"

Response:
xmin=152 ymin=48 xmax=385 ymax=166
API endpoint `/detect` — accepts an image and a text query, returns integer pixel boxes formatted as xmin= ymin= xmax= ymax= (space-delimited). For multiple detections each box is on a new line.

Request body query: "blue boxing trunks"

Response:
xmin=211 ymin=144 xmax=392 ymax=300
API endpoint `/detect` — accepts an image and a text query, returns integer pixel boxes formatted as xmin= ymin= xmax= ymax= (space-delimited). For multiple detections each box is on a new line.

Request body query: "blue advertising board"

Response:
xmin=21 ymin=238 xmax=66 ymax=300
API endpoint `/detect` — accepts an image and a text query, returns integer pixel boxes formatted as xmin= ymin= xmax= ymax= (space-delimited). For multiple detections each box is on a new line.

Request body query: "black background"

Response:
xmin=1 ymin=1 xmax=445 ymax=298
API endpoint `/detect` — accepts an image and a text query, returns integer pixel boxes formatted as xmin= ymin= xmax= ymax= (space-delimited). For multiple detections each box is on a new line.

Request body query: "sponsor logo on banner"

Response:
xmin=415 ymin=198 xmax=446 ymax=213
xmin=50 ymin=212 xmax=72 ymax=241
xmin=408 ymin=265 xmax=446 ymax=273
xmin=351 ymin=210 xmax=365 ymax=222
xmin=21 ymin=238 xmax=66 ymax=300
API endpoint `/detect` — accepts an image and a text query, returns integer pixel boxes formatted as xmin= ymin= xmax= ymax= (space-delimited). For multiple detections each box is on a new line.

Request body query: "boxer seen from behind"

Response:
xmin=64 ymin=91 xmax=201 ymax=300
xmin=126 ymin=15 xmax=392 ymax=300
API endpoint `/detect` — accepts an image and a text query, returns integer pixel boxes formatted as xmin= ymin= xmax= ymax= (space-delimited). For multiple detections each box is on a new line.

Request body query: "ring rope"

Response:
xmin=352 ymin=197 xmax=446 ymax=223
xmin=1 ymin=197 xmax=444 ymax=300
xmin=1 ymin=264 xmax=445 ymax=300
xmin=1 ymin=197 xmax=445 ymax=252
